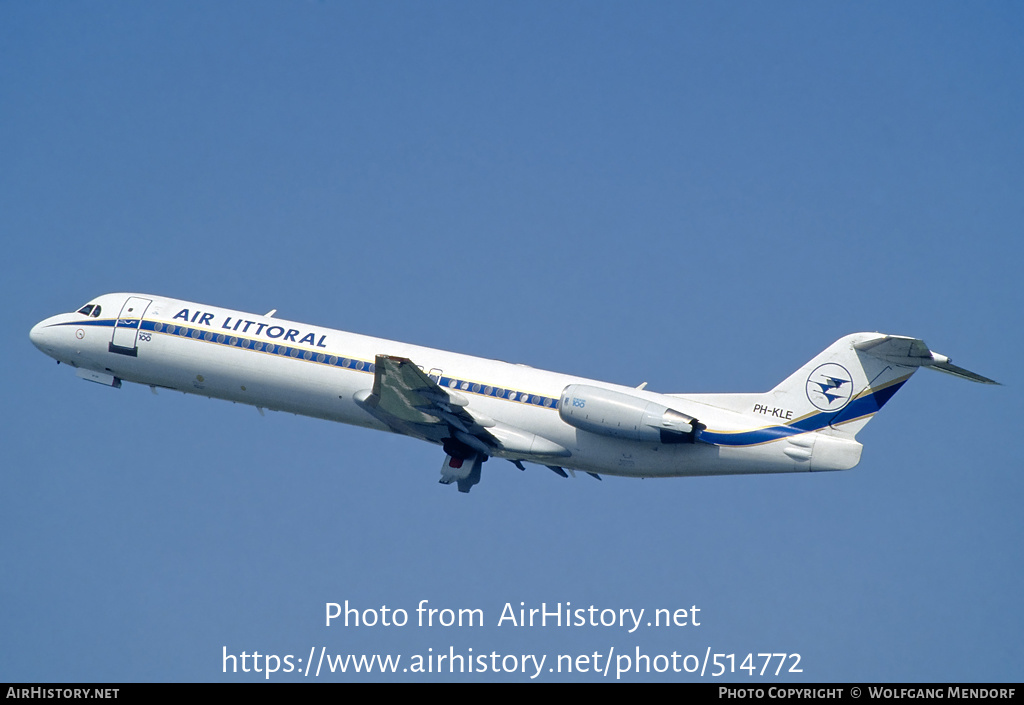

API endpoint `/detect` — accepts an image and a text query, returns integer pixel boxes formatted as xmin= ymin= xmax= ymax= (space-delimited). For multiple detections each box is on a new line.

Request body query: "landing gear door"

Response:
xmin=109 ymin=296 xmax=153 ymax=357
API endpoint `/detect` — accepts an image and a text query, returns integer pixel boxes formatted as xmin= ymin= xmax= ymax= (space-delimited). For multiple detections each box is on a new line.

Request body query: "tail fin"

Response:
xmin=764 ymin=333 xmax=996 ymax=438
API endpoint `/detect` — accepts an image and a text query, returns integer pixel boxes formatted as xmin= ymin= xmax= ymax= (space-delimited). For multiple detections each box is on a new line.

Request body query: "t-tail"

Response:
xmin=710 ymin=333 xmax=998 ymax=443
xmin=763 ymin=333 xmax=997 ymax=440
xmin=689 ymin=333 xmax=997 ymax=474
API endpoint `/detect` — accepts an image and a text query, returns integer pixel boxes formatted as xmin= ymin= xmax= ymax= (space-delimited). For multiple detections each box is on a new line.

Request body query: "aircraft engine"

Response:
xmin=559 ymin=384 xmax=704 ymax=444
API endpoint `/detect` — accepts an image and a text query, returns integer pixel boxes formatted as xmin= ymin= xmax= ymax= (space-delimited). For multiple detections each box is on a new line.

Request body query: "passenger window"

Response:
xmin=77 ymin=304 xmax=95 ymax=316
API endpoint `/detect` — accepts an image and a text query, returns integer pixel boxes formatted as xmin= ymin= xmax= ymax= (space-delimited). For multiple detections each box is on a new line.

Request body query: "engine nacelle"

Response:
xmin=559 ymin=384 xmax=704 ymax=444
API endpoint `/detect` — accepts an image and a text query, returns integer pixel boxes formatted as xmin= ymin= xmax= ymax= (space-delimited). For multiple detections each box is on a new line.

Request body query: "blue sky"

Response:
xmin=2 ymin=2 xmax=1021 ymax=682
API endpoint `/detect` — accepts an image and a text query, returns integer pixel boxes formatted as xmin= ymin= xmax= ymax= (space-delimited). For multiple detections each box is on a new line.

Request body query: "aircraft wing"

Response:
xmin=354 ymin=354 xmax=499 ymax=455
xmin=354 ymin=354 xmax=571 ymax=459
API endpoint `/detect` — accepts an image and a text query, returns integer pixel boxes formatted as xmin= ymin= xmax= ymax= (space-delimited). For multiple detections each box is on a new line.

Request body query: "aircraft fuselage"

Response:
xmin=32 ymin=292 xmax=992 ymax=489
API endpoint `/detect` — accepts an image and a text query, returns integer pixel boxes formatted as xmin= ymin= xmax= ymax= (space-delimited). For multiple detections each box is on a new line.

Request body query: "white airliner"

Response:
xmin=30 ymin=293 xmax=997 ymax=492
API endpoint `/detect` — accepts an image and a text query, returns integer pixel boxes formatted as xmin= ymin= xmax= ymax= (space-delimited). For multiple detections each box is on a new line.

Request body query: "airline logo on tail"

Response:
xmin=806 ymin=363 xmax=853 ymax=411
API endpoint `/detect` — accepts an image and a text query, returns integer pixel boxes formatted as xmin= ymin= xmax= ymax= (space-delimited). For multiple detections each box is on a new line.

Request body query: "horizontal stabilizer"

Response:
xmin=854 ymin=335 xmax=998 ymax=384
xmin=928 ymin=359 xmax=1000 ymax=385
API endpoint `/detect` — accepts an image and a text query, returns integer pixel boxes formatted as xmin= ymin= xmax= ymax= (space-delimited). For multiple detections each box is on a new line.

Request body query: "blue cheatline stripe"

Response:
xmin=53 ymin=317 xmax=562 ymax=411
xmin=701 ymin=379 xmax=909 ymax=447
xmin=55 ymin=318 xmax=115 ymax=328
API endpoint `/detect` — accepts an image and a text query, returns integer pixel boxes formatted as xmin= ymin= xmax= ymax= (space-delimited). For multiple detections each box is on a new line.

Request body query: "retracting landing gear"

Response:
xmin=439 ymin=438 xmax=486 ymax=493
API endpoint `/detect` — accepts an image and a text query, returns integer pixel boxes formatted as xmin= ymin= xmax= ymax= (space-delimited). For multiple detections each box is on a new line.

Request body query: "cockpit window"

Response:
xmin=76 ymin=304 xmax=102 ymax=318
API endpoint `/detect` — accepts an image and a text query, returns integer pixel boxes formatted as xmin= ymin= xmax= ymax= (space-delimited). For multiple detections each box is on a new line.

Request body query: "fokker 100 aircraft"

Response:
xmin=30 ymin=293 xmax=997 ymax=492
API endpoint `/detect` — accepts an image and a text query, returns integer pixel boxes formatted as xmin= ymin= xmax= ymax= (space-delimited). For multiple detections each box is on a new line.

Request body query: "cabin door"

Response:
xmin=109 ymin=296 xmax=153 ymax=357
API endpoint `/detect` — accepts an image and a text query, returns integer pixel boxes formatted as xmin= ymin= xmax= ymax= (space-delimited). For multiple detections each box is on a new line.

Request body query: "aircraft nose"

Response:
xmin=30 ymin=318 xmax=60 ymax=353
xmin=29 ymin=321 xmax=46 ymax=349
